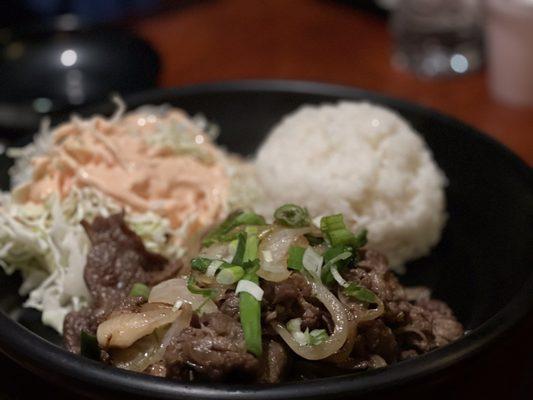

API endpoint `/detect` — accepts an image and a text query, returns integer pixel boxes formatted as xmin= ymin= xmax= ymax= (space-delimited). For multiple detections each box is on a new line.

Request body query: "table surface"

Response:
xmin=1 ymin=1 xmax=532 ymax=398
xmin=133 ymin=0 xmax=533 ymax=165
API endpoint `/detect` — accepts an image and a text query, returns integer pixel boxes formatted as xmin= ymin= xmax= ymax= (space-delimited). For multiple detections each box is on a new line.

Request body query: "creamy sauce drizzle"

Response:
xmin=15 ymin=110 xmax=230 ymax=234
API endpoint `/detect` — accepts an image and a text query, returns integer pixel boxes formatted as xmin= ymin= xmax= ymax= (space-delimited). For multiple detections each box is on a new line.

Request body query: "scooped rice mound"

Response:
xmin=255 ymin=102 xmax=447 ymax=269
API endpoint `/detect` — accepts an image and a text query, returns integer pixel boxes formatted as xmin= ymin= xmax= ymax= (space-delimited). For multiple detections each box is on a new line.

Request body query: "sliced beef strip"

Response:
xmin=351 ymin=319 xmax=399 ymax=364
xmin=346 ymin=249 xmax=405 ymax=303
xmin=63 ymin=307 xmax=104 ymax=354
xmin=64 ymin=213 xmax=181 ymax=355
xmin=82 ymin=213 xmax=181 ymax=309
xmin=218 ymin=291 xmax=240 ymax=319
xmin=393 ymin=298 xmax=464 ymax=352
xmin=258 ymin=340 xmax=289 ymax=384
xmin=164 ymin=312 xmax=260 ymax=382
xmin=341 ymin=248 xmax=463 ymax=365
xmin=263 ymin=274 xmax=332 ymax=332
xmin=417 ymin=298 xmax=464 ymax=346
xmin=263 ymin=273 xmax=312 ymax=303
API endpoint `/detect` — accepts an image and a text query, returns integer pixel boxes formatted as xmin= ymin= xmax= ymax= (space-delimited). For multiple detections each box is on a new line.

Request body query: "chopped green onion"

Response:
xmin=243 ymin=229 xmax=259 ymax=262
xmin=243 ymin=258 xmax=260 ymax=274
xmin=274 ymin=204 xmax=311 ymax=227
xmin=187 ymin=276 xmax=216 ymax=299
xmin=287 ymin=246 xmax=305 ymax=271
xmin=320 ymin=214 xmax=345 ymax=232
xmin=321 ymin=245 xmax=353 ymax=285
xmin=245 ymin=226 xmax=258 ymax=235
xmin=203 ymin=211 xmax=266 ymax=246
xmin=323 ymin=245 xmax=353 ymax=264
xmin=327 ymin=228 xmax=355 ymax=246
xmin=190 ymin=257 xmax=213 ymax=273
xmin=231 ymin=232 xmax=247 ymax=265
xmin=330 ymin=264 xmax=348 ymax=287
xmin=236 ymin=279 xmax=264 ymax=301
xmin=80 ymin=331 xmax=100 ymax=360
xmin=218 ymin=229 xmax=245 ymax=244
xmin=216 ymin=266 xmax=245 ymax=285
xmin=205 ymin=260 xmax=224 ymax=277
xmin=233 ymin=211 xmax=266 ymax=227
xmin=129 ymin=283 xmax=150 ymax=300
xmin=351 ymin=228 xmax=368 ymax=249
xmin=229 ymin=238 xmax=239 ymax=251
xmin=320 ymin=263 xmax=334 ymax=286
xmin=320 ymin=214 xmax=368 ymax=249
xmin=285 ymin=320 xmax=328 ymax=346
xmin=304 ymin=233 xmax=325 ymax=246
xmin=238 ymin=270 xmax=262 ymax=357
xmin=309 ymin=329 xmax=328 ymax=346
xmin=292 ymin=329 xmax=310 ymax=345
xmin=344 ymin=283 xmax=377 ymax=303
xmin=302 ymin=247 xmax=323 ymax=277
xmin=286 ymin=318 xmax=302 ymax=333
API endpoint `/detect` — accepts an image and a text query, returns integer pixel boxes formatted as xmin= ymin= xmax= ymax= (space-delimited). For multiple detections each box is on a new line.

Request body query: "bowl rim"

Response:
xmin=0 ymin=79 xmax=532 ymax=399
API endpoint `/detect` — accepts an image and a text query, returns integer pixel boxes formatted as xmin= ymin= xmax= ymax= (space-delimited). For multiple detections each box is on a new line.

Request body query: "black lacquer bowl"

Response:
xmin=0 ymin=81 xmax=531 ymax=399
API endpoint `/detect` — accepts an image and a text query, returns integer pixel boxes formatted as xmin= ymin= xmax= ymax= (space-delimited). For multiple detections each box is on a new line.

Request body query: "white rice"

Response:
xmin=255 ymin=101 xmax=447 ymax=269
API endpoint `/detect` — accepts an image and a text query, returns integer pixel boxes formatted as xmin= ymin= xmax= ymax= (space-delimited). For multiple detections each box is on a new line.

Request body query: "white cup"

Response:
xmin=486 ymin=0 xmax=533 ymax=107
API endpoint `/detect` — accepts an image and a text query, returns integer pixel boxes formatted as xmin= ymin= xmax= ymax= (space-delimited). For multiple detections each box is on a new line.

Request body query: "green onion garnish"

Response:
xmin=327 ymin=228 xmax=355 ymax=246
xmin=286 ymin=318 xmax=302 ymax=334
xmin=344 ymin=283 xmax=377 ymax=303
xmin=243 ymin=258 xmax=260 ymax=273
xmin=190 ymin=257 xmax=213 ymax=273
xmin=202 ymin=211 xmax=266 ymax=246
xmin=216 ymin=266 xmax=245 ymax=285
xmin=321 ymin=245 xmax=353 ymax=285
xmin=309 ymin=329 xmax=328 ymax=346
xmin=287 ymin=246 xmax=305 ymax=271
xmin=320 ymin=214 xmax=345 ymax=232
xmin=187 ymin=276 xmax=216 ymax=299
xmin=243 ymin=228 xmax=259 ymax=262
xmin=231 ymin=232 xmax=247 ymax=265
xmin=238 ymin=269 xmax=262 ymax=356
xmin=286 ymin=320 xmax=328 ymax=346
xmin=129 ymin=283 xmax=150 ymax=300
xmin=320 ymin=214 xmax=368 ymax=249
xmin=351 ymin=228 xmax=368 ymax=249
xmin=274 ymin=204 xmax=311 ymax=228
xmin=323 ymin=245 xmax=353 ymax=264
xmin=80 ymin=331 xmax=100 ymax=360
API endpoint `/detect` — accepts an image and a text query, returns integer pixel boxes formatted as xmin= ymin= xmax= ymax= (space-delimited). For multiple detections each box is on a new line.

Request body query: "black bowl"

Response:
xmin=0 ymin=80 xmax=531 ymax=399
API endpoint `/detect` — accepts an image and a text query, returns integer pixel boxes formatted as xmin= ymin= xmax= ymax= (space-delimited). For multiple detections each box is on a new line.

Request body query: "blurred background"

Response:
xmin=0 ymin=0 xmax=532 ymax=164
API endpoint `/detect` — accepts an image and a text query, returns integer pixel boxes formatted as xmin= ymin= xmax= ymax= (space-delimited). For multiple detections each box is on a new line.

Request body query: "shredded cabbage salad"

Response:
xmin=0 ymin=187 xmax=186 ymax=333
xmin=0 ymin=104 xmax=262 ymax=333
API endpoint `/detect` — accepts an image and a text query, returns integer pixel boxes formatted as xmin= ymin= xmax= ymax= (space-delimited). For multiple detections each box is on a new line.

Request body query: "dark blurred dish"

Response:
xmin=0 ymin=81 xmax=531 ymax=399
xmin=0 ymin=18 xmax=159 ymax=137
xmin=333 ymin=0 xmax=398 ymax=13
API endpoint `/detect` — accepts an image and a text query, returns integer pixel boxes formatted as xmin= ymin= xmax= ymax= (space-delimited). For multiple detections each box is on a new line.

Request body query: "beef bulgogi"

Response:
xmin=64 ymin=206 xmax=463 ymax=383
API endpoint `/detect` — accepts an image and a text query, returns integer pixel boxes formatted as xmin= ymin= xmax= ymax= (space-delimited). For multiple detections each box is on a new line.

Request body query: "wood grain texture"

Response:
xmin=131 ymin=0 xmax=533 ymax=165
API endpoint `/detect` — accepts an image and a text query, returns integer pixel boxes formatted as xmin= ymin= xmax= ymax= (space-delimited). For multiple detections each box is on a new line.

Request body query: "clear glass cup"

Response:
xmin=390 ymin=0 xmax=483 ymax=78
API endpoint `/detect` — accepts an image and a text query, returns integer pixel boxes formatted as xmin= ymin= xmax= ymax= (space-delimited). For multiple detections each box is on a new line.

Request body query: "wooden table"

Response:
xmin=132 ymin=0 xmax=533 ymax=165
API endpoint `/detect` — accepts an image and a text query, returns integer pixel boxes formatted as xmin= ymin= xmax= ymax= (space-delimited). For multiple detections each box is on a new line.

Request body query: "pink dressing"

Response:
xmin=15 ymin=110 xmax=230 ymax=234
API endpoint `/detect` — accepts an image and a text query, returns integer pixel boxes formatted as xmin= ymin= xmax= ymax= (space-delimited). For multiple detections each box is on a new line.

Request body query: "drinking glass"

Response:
xmin=390 ymin=0 xmax=483 ymax=78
